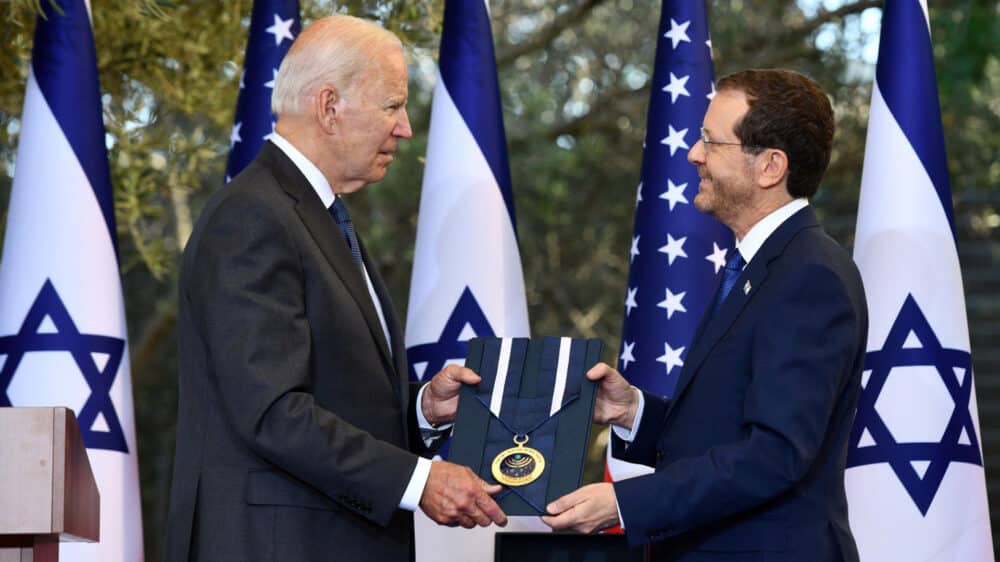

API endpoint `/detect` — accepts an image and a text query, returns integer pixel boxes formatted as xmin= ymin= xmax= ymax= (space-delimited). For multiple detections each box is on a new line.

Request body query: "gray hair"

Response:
xmin=271 ymin=15 xmax=402 ymax=115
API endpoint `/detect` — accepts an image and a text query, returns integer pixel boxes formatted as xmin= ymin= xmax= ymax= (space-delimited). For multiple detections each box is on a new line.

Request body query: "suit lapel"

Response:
xmin=667 ymin=207 xmax=822 ymax=414
xmin=258 ymin=143 xmax=400 ymax=384
xmin=358 ymin=237 xmax=409 ymax=396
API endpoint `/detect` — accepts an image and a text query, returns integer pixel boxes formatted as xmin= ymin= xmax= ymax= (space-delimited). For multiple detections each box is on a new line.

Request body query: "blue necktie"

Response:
xmin=711 ymin=249 xmax=746 ymax=318
xmin=329 ymin=198 xmax=364 ymax=271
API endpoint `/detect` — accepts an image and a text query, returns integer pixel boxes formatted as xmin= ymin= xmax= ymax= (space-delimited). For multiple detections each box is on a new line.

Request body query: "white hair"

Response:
xmin=271 ymin=15 xmax=402 ymax=116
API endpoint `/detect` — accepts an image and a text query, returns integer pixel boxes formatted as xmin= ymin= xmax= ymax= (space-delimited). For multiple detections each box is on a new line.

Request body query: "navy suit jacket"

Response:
xmin=613 ymin=207 xmax=867 ymax=562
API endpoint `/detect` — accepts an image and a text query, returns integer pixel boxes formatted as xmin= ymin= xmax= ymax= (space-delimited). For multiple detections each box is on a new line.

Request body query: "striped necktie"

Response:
xmin=329 ymin=197 xmax=364 ymax=271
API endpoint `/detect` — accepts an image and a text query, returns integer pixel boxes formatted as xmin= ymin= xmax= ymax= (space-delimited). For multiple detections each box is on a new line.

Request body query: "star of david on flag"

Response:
xmin=406 ymin=288 xmax=495 ymax=380
xmin=0 ymin=280 xmax=128 ymax=453
xmin=848 ymin=294 xmax=980 ymax=515
xmin=845 ymin=1 xmax=993 ymax=558
xmin=405 ymin=1 xmax=534 ymax=560
xmin=225 ymin=0 xmax=300 ymax=181
xmin=405 ymin=0 xmax=529 ymax=390
xmin=0 ymin=1 xmax=144 ymax=559
xmin=608 ymin=0 xmax=731 ymax=484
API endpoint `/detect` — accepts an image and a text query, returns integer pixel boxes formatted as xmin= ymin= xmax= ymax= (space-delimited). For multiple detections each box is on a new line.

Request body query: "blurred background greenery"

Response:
xmin=1 ymin=0 xmax=997 ymax=559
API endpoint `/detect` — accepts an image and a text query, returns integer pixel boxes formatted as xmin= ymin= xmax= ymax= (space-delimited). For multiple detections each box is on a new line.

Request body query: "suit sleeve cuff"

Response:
xmin=398 ymin=457 xmax=432 ymax=511
xmin=415 ymin=383 xmax=453 ymax=446
xmin=611 ymin=387 xmax=645 ymax=442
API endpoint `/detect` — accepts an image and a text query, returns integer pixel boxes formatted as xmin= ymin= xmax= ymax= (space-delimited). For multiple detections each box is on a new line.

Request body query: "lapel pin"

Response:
xmin=743 ymin=280 xmax=751 ymax=294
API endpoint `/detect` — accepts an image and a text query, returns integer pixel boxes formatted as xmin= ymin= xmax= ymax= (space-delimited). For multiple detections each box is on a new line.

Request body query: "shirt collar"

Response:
xmin=736 ymin=198 xmax=809 ymax=264
xmin=268 ymin=132 xmax=337 ymax=208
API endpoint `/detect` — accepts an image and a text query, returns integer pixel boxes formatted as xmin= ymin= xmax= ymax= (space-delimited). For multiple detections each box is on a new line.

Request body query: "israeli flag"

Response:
xmin=0 ymin=2 xmax=144 ymax=560
xmin=405 ymin=1 xmax=534 ymax=560
xmin=845 ymin=1 xmax=993 ymax=559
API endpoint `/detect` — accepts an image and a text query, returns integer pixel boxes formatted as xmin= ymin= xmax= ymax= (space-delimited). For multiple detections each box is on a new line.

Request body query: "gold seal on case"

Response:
xmin=491 ymin=434 xmax=545 ymax=487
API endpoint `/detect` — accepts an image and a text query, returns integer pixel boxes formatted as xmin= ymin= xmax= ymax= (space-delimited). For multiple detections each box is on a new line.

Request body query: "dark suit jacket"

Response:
xmin=613 ymin=207 xmax=867 ymax=562
xmin=166 ymin=143 xmax=434 ymax=562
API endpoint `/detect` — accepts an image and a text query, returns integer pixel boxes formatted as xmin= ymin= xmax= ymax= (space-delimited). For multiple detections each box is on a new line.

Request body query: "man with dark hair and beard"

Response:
xmin=543 ymin=69 xmax=868 ymax=562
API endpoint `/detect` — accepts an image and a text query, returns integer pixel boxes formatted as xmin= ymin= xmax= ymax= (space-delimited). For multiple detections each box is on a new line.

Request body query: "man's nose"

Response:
xmin=395 ymin=108 xmax=413 ymax=138
xmin=688 ymin=139 xmax=705 ymax=164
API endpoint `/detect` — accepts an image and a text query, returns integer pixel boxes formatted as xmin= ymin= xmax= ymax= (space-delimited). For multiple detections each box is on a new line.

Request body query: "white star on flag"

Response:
xmin=663 ymin=18 xmax=691 ymax=49
xmin=229 ymin=121 xmax=242 ymax=147
xmin=620 ymin=341 xmax=636 ymax=370
xmin=630 ymin=235 xmax=640 ymax=262
xmin=662 ymin=72 xmax=691 ymax=103
xmin=636 ymin=182 xmax=643 ymax=204
xmin=659 ymin=179 xmax=688 ymax=211
xmin=239 ymin=70 xmax=245 ymax=89
xmin=612 ymin=0 xmax=732 ymax=485
xmin=625 ymin=287 xmax=639 ymax=317
xmin=656 ymin=341 xmax=685 ymax=375
xmin=705 ymin=242 xmax=728 ymax=273
xmin=661 ymin=125 xmax=689 ymax=156
xmin=263 ymin=68 xmax=278 ymax=89
xmin=657 ymin=288 xmax=687 ymax=319
xmin=658 ymin=234 xmax=688 ymax=265
xmin=262 ymin=120 xmax=276 ymax=142
xmin=265 ymin=14 xmax=296 ymax=46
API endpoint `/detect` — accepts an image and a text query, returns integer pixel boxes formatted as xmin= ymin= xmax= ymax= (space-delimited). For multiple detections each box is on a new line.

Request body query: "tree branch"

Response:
xmin=496 ymin=0 xmax=609 ymax=68
xmin=508 ymin=85 xmax=647 ymax=149
xmin=773 ymin=0 xmax=882 ymax=45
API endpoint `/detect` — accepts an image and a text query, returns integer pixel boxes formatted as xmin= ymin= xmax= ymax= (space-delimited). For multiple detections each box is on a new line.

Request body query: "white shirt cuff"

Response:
xmin=415 ymin=383 xmax=454 ymax=445
xmin=615 ymin=496 xmax=625 ymax=530
xmin=398 ymin=456 xmax=432 ymax=511
xmin=611 ymin=387 xmax=645 ymax=442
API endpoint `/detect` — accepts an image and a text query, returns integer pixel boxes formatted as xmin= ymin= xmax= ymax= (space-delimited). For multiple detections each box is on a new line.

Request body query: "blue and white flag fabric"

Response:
xmin=0 ymin=1 xmax=143 ymax=560
xmin=225 ymin=0 xmax=300 ymax=181
xmin=406 ymin=1 xmax=533 ymax=560
xmin=608 ymin=0 xmax=731 ymax=481
xmin=846 ymin=1 xmax=993 ymax=559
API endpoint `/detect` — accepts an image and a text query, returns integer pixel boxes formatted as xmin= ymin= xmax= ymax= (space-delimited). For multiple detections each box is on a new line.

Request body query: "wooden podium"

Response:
xmin=0 ymin=408 xmax=100 ymax=562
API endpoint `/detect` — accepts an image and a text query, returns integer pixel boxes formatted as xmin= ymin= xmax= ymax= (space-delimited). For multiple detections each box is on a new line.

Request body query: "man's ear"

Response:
xmin=756 ymin=148 xmax=789 ymax=190
xmin=314 ymin=85 xmax=340 ymax=134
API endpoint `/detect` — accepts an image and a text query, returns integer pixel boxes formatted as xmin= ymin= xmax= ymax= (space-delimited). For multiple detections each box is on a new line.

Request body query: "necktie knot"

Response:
xmin=725 ymin=249 xmax=746 ymax=272
xmin=330 ymin=197 xmax=352 ymax=225
xmin=709 ymin=249 xmax=746 ymax=319
xmin=328 ymin=198 xmax=364 ymax=271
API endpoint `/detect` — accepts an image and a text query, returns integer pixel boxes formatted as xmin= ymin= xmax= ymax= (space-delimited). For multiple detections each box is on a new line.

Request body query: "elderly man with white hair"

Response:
xmin=166 ymin=15 xmax=506 ymax=562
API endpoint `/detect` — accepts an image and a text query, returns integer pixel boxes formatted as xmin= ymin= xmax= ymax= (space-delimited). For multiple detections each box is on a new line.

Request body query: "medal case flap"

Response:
xmin=450 ymin=337 xmax=603 ymax=516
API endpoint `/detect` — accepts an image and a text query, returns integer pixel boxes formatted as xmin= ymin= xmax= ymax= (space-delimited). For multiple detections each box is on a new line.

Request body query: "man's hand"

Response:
xmin=588 ymin=362 xmax=639 ymax=428
xmin=421 ymin=364 xmax=481 ymax=426
xmin=419 ymin=461 xmax=508 ymax=528
xmin=541 ymin=483 xmax=620 ymax=534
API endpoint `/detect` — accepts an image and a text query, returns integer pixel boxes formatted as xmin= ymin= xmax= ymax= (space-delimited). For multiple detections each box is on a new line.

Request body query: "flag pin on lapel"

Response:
xmin=743 ymin=280 xmax=751 ymax=294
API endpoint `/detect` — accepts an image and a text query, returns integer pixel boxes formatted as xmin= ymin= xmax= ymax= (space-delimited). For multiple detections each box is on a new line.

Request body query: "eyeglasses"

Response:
xmin=699 ymin=127 xmax=761 ymax=150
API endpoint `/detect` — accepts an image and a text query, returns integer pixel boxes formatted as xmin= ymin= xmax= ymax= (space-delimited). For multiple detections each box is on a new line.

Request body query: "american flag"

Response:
xmin=225 ymin=0 xmax=300 ymax=181
xmin=617 ymin=0 xmax=731 ymax=402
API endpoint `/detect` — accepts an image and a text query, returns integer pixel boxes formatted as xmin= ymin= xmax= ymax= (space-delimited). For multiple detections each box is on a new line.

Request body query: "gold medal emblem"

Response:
xmin=491 ymin=434 xmax=545 ymax=487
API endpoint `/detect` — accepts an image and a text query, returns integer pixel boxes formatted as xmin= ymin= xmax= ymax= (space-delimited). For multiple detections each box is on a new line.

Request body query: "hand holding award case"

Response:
xmin=449 ymin=337 xmax=603 ymax=516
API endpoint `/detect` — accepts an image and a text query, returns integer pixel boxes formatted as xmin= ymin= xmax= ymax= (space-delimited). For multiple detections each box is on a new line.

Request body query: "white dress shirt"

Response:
xmin=269 ymin=134 xmax=440 ymax=512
